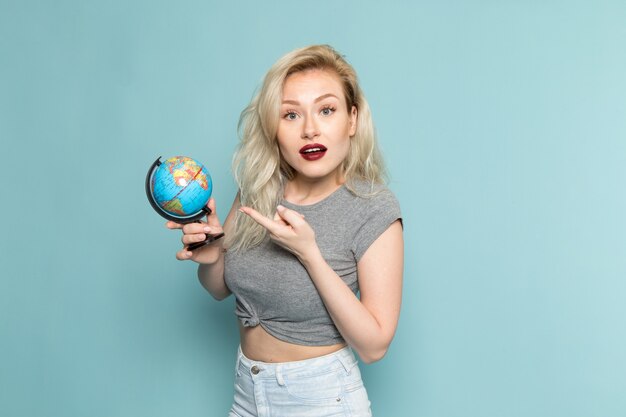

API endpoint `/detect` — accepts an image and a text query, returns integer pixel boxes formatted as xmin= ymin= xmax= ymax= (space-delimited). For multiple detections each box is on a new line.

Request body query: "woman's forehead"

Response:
xmin=282 ymin=69 xmax=345 ymax=101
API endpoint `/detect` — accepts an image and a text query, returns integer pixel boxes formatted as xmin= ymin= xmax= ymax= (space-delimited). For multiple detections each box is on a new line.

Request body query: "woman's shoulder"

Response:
xmin=344 ymin=179 xmax=399 ymax=206
xmin=330 ymin=180 xmax=402 ymax=225
xmin=341 ymin=179 xmax=402 ymax=260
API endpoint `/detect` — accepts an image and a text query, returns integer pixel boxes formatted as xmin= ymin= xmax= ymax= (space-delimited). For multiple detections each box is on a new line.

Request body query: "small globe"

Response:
xmin=146 ymin=156 xmax=213 ymax=222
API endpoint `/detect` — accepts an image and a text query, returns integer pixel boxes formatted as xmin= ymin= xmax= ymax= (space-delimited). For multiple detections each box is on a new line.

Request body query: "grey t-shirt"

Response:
xmin=224 ymin=181 xmax=402 ymax=346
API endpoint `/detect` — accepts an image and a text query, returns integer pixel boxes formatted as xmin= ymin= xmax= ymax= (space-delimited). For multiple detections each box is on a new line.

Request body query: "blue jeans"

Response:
xmin=229 ymin=345 xmax=372 ymax=417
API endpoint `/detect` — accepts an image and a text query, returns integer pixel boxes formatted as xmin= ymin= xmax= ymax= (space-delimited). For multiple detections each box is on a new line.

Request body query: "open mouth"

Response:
xmin=299 ymin=144 xmax=327 ymax=161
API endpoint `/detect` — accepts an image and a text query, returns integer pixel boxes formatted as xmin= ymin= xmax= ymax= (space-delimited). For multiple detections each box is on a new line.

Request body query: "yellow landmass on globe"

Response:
xmin=172 ymin=168 xmax=194 ymax=187
xmin=174 ymin=166 xmax=208 ymax=189
xmin=195 ymin=172 xmax=208 ymax=189
xmin=165 ymin=157 xmax=208 ymax=190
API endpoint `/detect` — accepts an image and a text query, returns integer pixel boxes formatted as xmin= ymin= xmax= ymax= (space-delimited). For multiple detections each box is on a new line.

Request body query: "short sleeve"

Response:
xmin=351 ymin=188 xmax=402 ymax=261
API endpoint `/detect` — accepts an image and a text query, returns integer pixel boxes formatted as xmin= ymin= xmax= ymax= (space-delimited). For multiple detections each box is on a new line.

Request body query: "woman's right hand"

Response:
xmin=166 ymin=197 xmax=224 ymax=264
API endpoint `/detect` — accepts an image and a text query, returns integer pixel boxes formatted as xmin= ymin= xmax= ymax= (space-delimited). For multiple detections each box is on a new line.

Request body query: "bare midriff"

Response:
xmin=239 ymin=323 xmax=347 ymax=363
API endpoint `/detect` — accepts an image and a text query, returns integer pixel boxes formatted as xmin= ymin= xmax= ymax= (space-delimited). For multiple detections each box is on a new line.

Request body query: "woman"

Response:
xmin=167 ymin=44 xmax=403 ymax=416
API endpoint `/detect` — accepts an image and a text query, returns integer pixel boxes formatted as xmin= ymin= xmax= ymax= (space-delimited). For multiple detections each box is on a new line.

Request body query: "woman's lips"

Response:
xmin=299 ymin=144 xmax=327 ymax=161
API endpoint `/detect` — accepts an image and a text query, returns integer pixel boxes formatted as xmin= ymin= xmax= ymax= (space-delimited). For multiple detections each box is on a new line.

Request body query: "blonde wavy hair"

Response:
xmin=227 ymin=44 xmax=387 ymax=251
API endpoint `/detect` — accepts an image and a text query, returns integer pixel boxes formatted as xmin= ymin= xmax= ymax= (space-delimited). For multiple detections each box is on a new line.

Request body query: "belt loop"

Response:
xmin=276 ymin=365 xmax=285 ymax=386
xmin=336 ymin=348 xmax=354 ymax=375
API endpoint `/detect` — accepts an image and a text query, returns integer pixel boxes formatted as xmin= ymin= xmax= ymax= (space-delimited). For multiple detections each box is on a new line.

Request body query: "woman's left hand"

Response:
xmin=239 ymin=205 xmax=318 ymax=262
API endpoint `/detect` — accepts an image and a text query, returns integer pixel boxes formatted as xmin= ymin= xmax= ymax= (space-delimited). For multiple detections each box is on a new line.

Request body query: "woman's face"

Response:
xmin=277 ymin=68 xmax=357 ymax=185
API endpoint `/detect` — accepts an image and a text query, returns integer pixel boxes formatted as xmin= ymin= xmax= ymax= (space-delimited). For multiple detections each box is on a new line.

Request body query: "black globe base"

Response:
xmin=187 ymin=232 xmax=225 ymax=251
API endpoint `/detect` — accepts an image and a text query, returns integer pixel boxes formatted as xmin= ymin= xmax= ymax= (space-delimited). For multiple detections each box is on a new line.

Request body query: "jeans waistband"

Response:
xmin=235 ymin=345 xmax=358 ymax=384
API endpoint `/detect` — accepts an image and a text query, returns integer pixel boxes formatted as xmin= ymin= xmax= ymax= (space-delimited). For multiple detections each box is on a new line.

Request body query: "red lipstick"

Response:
xmin=299 ymin=144 xmax=327 ymax=161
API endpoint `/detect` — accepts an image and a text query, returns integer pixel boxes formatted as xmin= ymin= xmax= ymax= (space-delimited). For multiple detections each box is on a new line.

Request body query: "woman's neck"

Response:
xmin=283 ymin=174 xmax=344 ymax=206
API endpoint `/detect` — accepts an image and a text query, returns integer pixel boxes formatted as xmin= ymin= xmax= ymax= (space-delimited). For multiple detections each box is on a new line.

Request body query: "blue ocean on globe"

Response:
xmin=151 ymin=156 xmax=213 ymax=217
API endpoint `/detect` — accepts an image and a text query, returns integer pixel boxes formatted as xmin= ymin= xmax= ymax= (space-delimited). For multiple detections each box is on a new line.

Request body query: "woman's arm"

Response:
xmin=301 ymin=220 xmax=403 ymax=363
xmin=197 ymin=196 xmax=238 ymax=300
xmin=168 ymin=195 xmax=239 ymax=300
xmin=239 ymin=205 xmax=404 ymax=363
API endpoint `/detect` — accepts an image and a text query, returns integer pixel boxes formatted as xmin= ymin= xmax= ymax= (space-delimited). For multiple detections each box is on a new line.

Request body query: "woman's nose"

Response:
xmin=301 ymin=115 xmax=320 ymax=139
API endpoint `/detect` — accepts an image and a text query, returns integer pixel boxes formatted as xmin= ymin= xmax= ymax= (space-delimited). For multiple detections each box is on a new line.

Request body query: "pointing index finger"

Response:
xmin=239 ymin=206 xmax=277 ymax=233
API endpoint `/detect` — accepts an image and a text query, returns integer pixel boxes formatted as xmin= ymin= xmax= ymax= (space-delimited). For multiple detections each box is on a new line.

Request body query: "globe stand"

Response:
xmin=145 ymin=156 xmax=224 ymax=251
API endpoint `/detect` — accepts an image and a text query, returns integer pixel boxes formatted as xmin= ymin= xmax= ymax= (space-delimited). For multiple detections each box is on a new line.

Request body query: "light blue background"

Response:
xmin=1 ymin=1 xmax=625 ymax=416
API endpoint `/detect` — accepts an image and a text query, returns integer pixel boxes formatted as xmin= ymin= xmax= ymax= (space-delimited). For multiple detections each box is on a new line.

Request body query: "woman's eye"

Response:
xmin=320 ymin=107 xmax=335 ymax=116
xmin=284 ymin=111 xmax=298 ymax=120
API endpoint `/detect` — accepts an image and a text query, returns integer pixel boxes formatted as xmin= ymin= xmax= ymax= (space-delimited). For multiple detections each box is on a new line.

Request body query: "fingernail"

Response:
xmin=277 ymin=205 xmax=285 ymax=210
xmin=204 ymin=226 xmax=211 ymax=232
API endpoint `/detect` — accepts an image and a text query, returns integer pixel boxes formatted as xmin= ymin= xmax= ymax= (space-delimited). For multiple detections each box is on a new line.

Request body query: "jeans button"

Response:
xmin=251 ymin=365 xmax=260 ymax=375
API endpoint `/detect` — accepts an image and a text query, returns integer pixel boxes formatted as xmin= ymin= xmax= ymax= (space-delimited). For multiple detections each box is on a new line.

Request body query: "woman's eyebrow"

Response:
xmin=314 ymin=93 xmax=338 ymax=103
xmin=281 ymin=93 xmax=339 ymax=105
